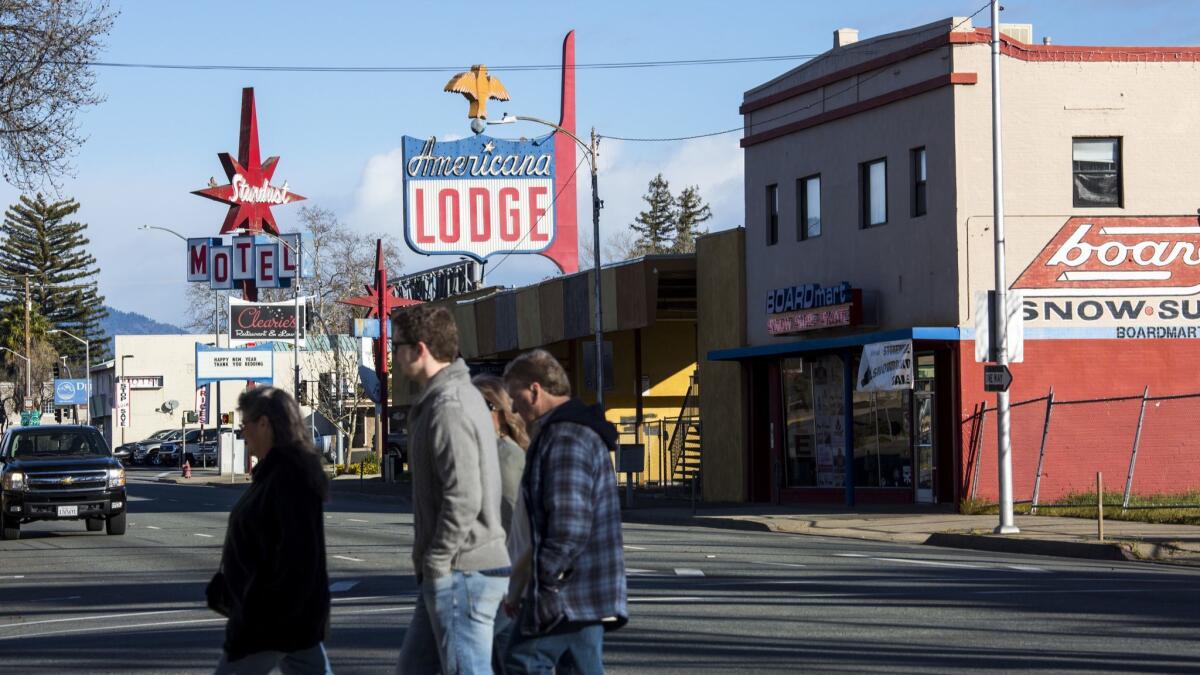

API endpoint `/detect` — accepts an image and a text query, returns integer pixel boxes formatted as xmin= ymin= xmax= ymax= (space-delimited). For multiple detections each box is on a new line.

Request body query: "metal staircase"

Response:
xmin=667 ymin=373 xmax=701 ymax=494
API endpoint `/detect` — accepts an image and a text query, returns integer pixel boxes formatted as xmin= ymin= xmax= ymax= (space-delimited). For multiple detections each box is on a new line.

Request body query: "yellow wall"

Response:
xmin=574 ymin=321 xmax=696 ymax=486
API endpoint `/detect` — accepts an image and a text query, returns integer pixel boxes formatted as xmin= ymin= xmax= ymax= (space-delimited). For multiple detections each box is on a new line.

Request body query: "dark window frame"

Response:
xmin=1072 ymin=136 xmax=1123 ymax=208
xmin=766 ymin=183 xmax=779 ymax=245
xmin=910 ymin=147 xmax=927 ymax=218
xmin=860 ymin=157 xmax=888 ymax=228
xmin=796 ymin=173 xmax=821 ymax=241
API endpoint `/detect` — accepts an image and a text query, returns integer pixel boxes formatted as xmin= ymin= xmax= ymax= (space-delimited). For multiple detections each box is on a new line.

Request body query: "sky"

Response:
xmin=2 ymin=0 xmax=1198 ymax=327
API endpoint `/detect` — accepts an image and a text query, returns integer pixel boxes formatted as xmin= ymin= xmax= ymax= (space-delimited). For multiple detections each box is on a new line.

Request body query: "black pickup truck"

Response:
xmin=0 ymin=425 xmax=127 ymax=540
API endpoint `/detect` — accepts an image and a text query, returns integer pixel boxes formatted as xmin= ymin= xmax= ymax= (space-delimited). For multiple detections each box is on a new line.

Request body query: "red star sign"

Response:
xmin=192 ymin=88 xmax=305 ymax=235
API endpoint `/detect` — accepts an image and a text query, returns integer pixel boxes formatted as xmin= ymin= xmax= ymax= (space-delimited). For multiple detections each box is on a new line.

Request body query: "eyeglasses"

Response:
xmin=486 ymin=401 xmax=497 ymax=412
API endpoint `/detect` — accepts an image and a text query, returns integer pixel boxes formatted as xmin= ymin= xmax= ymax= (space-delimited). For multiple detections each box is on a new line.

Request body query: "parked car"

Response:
xmin=0 ymin=424 xmax=127 ymax=539
xmin=183 ymin=428 xmax=232 ymax=468
xmin=386 ymin=430 xmax=408 ymax=472
xmin=132 ymin=429 xmax=183 ymax=465
xmin=156 ymin=429 xmax=206 ymax=466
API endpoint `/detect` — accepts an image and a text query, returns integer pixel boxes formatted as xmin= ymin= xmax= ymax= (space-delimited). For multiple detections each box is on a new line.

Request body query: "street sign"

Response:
xmin=984 ymin=364 xmax=1013 ymax=392
xmin=54 ymin=379 xmax=89 ymax=405
xmin=116 ymin=405 xmax=130 ymax=428
xmin=20 ymin=410 xmax=40 ymax=426
xmin=22 ymin=397 xmax=33 ymax=410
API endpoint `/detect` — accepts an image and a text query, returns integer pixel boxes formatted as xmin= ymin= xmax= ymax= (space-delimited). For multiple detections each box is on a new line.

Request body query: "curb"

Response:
xmin=924 ymin=532 xmax=1132 ymax=562
xmin=624 ymin=511 xmax=1200 ymax=566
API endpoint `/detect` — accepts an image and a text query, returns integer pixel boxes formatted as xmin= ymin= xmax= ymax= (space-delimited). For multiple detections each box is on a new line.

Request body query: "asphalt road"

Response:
xmin=2 ymin=468 xmax=1199 ymax=674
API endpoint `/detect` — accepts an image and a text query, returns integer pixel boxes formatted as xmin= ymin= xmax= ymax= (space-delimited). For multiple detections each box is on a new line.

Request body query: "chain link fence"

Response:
xmin=963 ymin=388 xmax=1200 ymax=510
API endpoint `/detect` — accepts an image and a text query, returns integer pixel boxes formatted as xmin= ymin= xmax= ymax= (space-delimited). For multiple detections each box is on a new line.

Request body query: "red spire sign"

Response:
xmin=193 ymin=88 xmax=305 ymax=235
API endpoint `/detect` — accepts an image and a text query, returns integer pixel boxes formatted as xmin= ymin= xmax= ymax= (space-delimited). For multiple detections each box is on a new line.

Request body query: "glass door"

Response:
xmin=914 ymin=354 xmax=936 ymax=503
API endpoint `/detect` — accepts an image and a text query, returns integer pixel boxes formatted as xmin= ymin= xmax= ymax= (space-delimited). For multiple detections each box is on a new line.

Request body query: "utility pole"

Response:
xmin=991 ymin=0 xmax=1019 ymax=535
xmin=23 ymin=275 xmax=31 ymax=406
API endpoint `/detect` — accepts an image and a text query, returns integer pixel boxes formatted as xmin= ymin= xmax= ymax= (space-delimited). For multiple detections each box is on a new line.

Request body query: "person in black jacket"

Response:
xmin=207 ymin=386 xmax=333 ymax=674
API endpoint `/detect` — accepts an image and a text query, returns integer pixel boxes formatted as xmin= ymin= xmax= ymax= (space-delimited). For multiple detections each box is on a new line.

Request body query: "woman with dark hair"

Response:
xmin=207 ymin=386 xmax=333 ymax=674
xmin=473 ymin=374 xmax=530 ymax=674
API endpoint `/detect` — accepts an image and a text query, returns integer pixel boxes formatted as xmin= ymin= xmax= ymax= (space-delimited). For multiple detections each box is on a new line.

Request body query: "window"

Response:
xmin=861 ymin=158 xmax=887 ymax=227
xmin=766 ymin=184 xmax=779 ymax=245
xmin=797 ymin=175 xmax=821 ymax=240
xmin=852 ymin=388 xmax=912 ymax=488
xmin=1073 ymin=138 xmax=1121 ymax=207
xmin=781 ymin=355 xmax=846 ymax=488
xmin=910 ymin=147 xmax=927 ymax=217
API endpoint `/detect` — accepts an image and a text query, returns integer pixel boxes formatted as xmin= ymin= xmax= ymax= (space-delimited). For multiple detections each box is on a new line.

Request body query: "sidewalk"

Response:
xmin=622 ymin=502 xmax=1200 ymax=566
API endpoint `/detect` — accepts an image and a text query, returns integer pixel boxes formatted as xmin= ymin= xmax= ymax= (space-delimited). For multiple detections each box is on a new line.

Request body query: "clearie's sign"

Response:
xmin=186 ymin=234 xmax=306 ymax=290
xmin=402 ymin=135 xmax=556 ymax=261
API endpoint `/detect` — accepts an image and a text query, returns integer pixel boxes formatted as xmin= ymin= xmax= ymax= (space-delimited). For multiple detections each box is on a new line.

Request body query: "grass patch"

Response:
xmin=960 ymin=491 xmax=1200 ymax=526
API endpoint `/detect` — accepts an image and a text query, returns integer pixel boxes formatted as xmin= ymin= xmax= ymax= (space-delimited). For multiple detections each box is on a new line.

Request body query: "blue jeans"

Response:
xmin=214 ymin=642 xmax=332 ymax=674
xmin=503 ymin=605 xmax=603 ymax=675
xmin=397 ymin=569 xmax=509 ymax=675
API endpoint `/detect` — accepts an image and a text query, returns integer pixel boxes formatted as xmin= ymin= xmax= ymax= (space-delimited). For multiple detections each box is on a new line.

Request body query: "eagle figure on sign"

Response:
xmin=444 ymin=64 xmax=510 ymax=122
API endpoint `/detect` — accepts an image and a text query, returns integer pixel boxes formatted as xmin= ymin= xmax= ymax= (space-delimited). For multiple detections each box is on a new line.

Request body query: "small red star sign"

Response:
xmin=192 ymin=88 xmax=305 ymax=235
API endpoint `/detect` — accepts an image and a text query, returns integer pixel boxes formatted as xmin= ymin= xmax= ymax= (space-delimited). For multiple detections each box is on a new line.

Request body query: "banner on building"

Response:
xmin=402 ymin=135 xmax=557 ymax=263
xmin=116 ymin=380 xmax=131 ymax=423
xmin=856 ymin=340 xmax=914 ymax=392
xmin=229 ymin=297 xmax=307 ymax=347
xmin=195 ymin=343 xmax=275 ymax=386
xmin=196 ymin=384 xmax=210 ymax=424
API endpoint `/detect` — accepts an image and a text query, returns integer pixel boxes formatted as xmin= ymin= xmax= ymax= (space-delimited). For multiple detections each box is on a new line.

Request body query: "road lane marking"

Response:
xmin=334 ymin=555 xmax=364 ymax=563
xmin=751 ymin=561 xmax=807 ymax=568
xmin=624 ymin=545 xmax=647 ymax=551
xmin=674 ymin=568 xmax=705 ymax=577
xmin=329 ymin=580 xmax=360 ymax=592
xmin=626 ymin=568 xmax=656 ymax=575
xmin=1007 ymin=565 xmax=1049 ymax=573
xmin=835 ymin=553 xmax=981 ymax=569
xmin=155 ymin=472 xmax=170 ymax=478
xmin=347 ymin=518 xmax=369 ymax=523
xmin=628 ymin=596 xmax=705 ymax=603
xmin=0 ymin=575 xmax=25 ymax=580
xmin=145 ymin=526 xmax=161 ymax=530
xmin=193 ymin=533 xmax=214 ymax=538
xmin=0 ymin=609 xmax=186 ymax=630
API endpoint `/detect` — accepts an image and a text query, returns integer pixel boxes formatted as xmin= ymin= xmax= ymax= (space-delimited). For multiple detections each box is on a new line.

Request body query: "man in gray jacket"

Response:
xmin=394 ymin=305 xmax=510 ymax=674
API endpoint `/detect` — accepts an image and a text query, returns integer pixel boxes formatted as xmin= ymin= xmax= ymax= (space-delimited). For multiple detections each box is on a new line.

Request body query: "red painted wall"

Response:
xmin=959 ymin=339 xmax=1200 ymax=503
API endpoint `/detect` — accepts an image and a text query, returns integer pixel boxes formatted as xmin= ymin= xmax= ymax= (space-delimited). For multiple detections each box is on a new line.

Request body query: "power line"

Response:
xmin=483 ymin=154 xmax=588 ymax=281
xmin=602 ymin=2 xmax=994 ymax=143
xmin=0 ymin=52 xmax=824 ymax=74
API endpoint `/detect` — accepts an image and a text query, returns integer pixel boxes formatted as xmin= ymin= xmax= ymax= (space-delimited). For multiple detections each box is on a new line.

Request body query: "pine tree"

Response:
xmin=630 ymin=174 xmax=676 ymax=256
xmin=672 ymin=185 xmax=713 ymax=254
xmin=0 ymin=195 xmax=109 ymax=366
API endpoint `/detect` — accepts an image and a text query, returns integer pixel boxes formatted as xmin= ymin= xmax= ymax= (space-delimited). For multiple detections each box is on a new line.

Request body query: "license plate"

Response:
xmin=57 ymin=505 xmax=78 ymax=517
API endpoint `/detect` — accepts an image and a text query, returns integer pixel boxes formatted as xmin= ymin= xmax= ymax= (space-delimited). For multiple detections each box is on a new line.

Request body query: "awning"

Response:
xmin=707 ymin=327 xmax=960 ymax=361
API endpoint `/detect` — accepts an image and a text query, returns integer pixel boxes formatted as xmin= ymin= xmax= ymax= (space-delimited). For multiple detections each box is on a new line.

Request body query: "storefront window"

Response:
xmin=853 ymin=389 xmax=913 ymax=488
xmin=781 ymin=358 xmax=814 ymax=487
xmin=782 ymin=356 xmax=846 ymax=488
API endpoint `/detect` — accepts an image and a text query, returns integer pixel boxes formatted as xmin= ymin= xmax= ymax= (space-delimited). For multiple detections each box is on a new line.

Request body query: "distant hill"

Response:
xmin=100 ymin=306 xmax=185 ymax=338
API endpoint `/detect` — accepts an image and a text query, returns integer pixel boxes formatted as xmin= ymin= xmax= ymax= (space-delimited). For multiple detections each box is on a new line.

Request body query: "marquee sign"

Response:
xmin=195 ymin=344 xmax=275 ymax=386
xmin=402 ymin=135 xmax=556 ymax=261
xmin=193 ymin=88 xmax=305 ymax=236
xmin=766 ymin=282 xmax=862 ymax=336
xmin=186 ymin=233 xmax=303 ymax=290
xmin=229 ymin=297 xmax=307 ymax=347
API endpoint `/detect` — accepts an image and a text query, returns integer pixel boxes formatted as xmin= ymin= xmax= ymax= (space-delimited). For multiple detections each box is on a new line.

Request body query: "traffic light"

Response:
xmin=220 ymin=413 xmax=231 ymax=425
xmin=52 ymin=362 xmax=61 ymax=379
xmin=54 ymin=407 xmax=63 ymax=423
xmin=185 ymin=411 xmax=198 ymax=424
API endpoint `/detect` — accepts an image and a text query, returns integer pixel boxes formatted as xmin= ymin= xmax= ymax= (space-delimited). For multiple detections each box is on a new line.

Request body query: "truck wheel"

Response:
xmin=0 ymin=513 xmax=19 ymax=540
xmin=86 ymin=518 xmax=103 ymax=532
xmin=106 ymin=512 xmax=127 ymax=536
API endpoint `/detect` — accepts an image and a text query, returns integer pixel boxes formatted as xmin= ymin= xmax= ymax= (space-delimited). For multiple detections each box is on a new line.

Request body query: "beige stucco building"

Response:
xmin=707 ymin=17 xmax=1200 ymax=505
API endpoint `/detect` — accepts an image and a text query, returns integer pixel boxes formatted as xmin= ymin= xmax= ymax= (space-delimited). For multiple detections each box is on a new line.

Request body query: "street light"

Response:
xmin=1 ymin=347 xmax=31 ymax=413
xmin=490 ymin=113 xmax=606 ymax=406
xmin=48 ymin=328 xmax=90 ymax=425
xmin=245 ymin=229 xmax=304 ymax=402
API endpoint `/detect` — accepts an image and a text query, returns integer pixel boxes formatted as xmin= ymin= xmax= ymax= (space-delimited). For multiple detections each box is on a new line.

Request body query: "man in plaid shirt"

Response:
xmin=503 ymin=349 xmax=627 ymax=673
